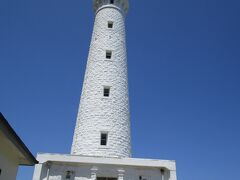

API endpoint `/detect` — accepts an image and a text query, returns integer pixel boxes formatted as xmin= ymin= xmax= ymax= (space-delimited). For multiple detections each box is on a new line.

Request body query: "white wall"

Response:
xmin=71 ymin=1 xmax=131 ymax=158
xmin=0 ymin=133 xmax=19 ymax=180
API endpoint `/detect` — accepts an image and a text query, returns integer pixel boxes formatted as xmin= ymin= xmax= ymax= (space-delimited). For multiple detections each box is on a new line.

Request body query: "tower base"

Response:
xmin=32 ymin=153 xmax=177 ymax=180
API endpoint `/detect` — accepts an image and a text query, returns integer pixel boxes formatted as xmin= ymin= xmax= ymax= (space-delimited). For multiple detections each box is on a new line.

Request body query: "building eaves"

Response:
xmin=0 ymin=112 xmax=38 ymax=165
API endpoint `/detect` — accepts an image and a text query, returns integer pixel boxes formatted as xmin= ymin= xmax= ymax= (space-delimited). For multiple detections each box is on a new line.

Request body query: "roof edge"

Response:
xmin=36 ymin=153 xmax=176 ymax=171
xmin=0 ymin=112 xmax=38 ymax=165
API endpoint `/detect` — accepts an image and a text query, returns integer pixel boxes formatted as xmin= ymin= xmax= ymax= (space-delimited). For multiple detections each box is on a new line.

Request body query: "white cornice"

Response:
xmin=36 ymin=153 xmax=176 ymax=171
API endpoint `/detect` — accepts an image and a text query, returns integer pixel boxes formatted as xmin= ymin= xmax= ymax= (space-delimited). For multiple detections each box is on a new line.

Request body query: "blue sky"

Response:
xmin=1 ymin=0 xmax=240 ymax=179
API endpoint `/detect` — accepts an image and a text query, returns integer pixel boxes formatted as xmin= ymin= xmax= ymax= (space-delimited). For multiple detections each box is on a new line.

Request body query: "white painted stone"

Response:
xmin=33 ymin=153 xmax=177 ymax=180
xmin=71 ymin=0 xmax=131 ymax=158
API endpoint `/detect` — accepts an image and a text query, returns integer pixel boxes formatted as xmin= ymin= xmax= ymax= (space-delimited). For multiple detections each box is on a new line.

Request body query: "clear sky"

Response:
xmin=1 ymin=0 xmax=240 ymax=179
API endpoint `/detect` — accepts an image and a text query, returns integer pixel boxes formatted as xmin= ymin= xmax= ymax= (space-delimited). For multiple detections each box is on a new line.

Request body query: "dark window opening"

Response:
xmin=66 ymin=171 xmax=71 ymax=179
xmin=103 ymin=87 xmax=110 ymax=97
xmin=97 ymin=177 xmax=117 ymax=180
xmin=100 ymin=133 xmax=108 ymax=146
xmin=106 ymin=50 xmax=112 ymax=59
xmin=139 ymin=176 xmax=147 ymax=180
xmin=108 ymin=21 xmax=113 ymax=28
xmin=0 ymin=169 xmax=2 ymax=175
xmin=110 ymin=0 xmax=114 ymax=4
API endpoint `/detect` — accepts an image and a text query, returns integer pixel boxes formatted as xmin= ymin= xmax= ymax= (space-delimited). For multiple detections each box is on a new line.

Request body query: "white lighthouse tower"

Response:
xmin=33 ymin=1 xmax=177 ymax=180
xmin=71 ymin=0 xmax=131 ymax=158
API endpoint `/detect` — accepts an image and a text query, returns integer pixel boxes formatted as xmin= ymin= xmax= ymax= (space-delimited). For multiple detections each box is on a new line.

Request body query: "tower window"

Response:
xmin=108 ymin=21 xmax=113 ymax=28
xmin=100 ymin=133 xmax=108 ymax=146
xmin=106 ymin=50 xmax=113 ymax=59
xmin=103 ymin=87 xmax=110 ymax=97
xmin=110 ymin=0 xmax=114 ymax=4
xmin=106 ymin=50 xmax=112 ymax=59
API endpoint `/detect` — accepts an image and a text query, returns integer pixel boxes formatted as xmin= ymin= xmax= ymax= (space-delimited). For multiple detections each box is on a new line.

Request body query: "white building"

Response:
xmin=33 ymin=0 xmax=177 ymax=180
xmin=0 ymin=113 xmax=38 ymax=180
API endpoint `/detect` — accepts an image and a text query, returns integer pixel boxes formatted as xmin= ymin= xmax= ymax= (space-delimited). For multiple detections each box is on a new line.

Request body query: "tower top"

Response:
xmin=93 ymin=0 xmax=129 ymax=14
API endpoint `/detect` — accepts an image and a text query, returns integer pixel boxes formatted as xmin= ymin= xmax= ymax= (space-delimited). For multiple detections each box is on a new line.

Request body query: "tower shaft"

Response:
xmin=71 ymin=0 xmax=131 ymax=158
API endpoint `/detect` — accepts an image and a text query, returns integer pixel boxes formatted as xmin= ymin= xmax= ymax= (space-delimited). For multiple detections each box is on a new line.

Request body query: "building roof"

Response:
xmin=0 ymin=112 xmax=38 ymax=165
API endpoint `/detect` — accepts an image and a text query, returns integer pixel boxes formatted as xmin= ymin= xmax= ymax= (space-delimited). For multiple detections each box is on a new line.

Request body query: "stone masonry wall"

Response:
xmin=71 ymin=3 xmax=131 ymax=158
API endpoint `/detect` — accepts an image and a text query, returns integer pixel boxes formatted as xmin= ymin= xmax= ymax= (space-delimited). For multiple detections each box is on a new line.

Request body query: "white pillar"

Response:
xmin=32 ymin=164 xmax=43 ymax=180
xmin=32 ymin=162 xmax=51 ymax=180
xmin=160 ymin=169 xmax=165 ymax=180
xmin=170 ymin=170 xmax=177 ymax=180
xmin=91 ymin=166 xmax=98 ymax=180
xmin=118 ymin=169 xmax=125 ymax=180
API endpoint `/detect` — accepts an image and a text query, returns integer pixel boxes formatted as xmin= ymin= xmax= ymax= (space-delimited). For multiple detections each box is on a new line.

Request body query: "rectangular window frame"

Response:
xmin=108 ymin=21 xmax=114 ymax=29
xmin=103 ymin=86 xmax=110 ymax=97
xmin=100 ymin=132 xmax=108 ymax=146
xmin=106 ymin=50 xmax=112 ymax=59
